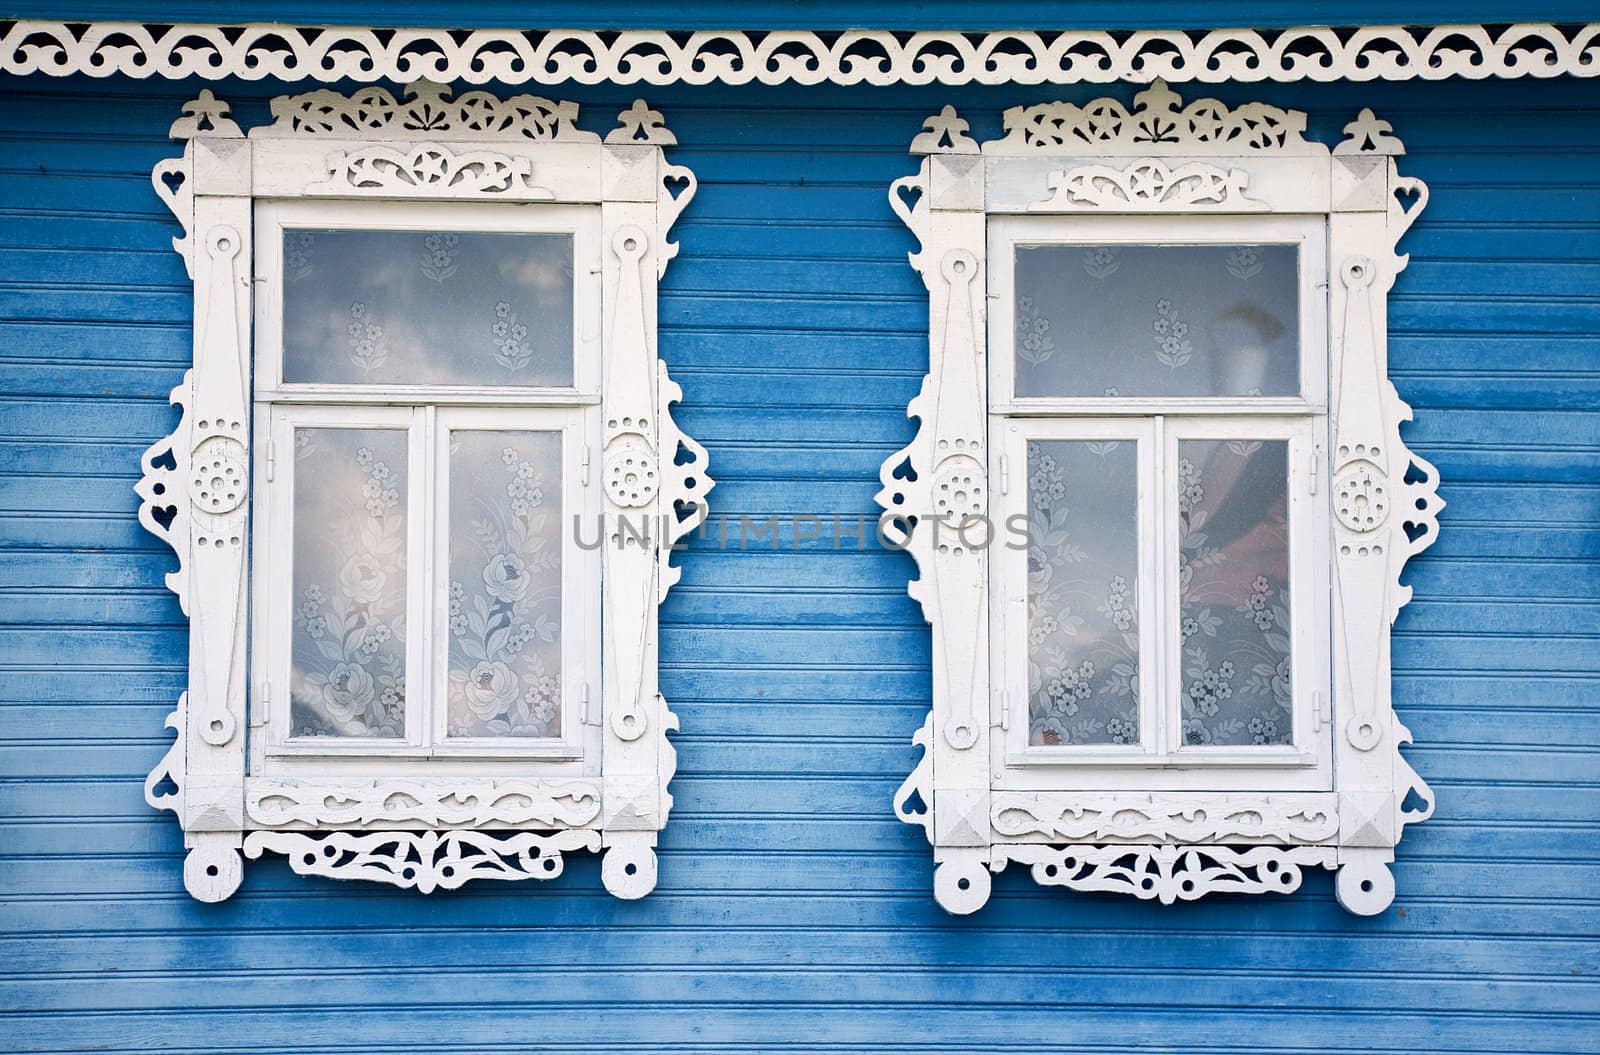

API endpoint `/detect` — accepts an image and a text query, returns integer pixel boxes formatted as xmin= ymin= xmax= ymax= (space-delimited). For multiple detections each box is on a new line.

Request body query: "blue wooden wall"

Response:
xmin=1 ymin=68 xmax=1597 ymax=1053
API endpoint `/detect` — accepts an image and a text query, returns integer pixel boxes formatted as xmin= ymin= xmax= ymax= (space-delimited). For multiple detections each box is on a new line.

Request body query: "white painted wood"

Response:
xmin=994 ymin=844 xmax=1336 ymax=904
xmin=6 ymin=22 xmax=1596 ymax=87
xmin=878 ymin=112 xmax=997 ymax=914
xmin=243 ymin=777 xmax=604 ymax=829
xmin=990 ymin=791 xmax=1340 ymax=844
xmin=144 ymin=89 xmax=706 ymax=902
xmin=242 ymin=828 xmax=602 ymax=891
xmin=987 ymin=154 xmax=1332 ymax=215
xmin=885 ymin=85 xmax=1436 ymax=915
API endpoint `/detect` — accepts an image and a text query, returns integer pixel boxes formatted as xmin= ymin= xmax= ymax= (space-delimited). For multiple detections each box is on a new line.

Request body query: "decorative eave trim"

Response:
xmin=2 ymin=21 xmax=1596 ymax=87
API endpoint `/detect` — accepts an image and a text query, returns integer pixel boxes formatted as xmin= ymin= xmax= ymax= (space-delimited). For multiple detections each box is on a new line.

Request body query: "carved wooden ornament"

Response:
xmin=4 ymin=21 xmax=1597 ymax=88
xmin=141 ymin=84 xmax=710 ymax=902
xmin=883 ymin=85 xmax=1439 ymax=915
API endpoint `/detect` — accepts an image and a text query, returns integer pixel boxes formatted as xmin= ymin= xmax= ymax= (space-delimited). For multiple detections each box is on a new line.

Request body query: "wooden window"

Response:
xmin=883 ymin=85 xmax=1441 ymax=916
xmin=251 ymin=202 xmax=603 ymax=770
xmin=139 ymin=87 xmax=710 ymax=902
xmin=987 ymin=216 xmax=1332 ymax=788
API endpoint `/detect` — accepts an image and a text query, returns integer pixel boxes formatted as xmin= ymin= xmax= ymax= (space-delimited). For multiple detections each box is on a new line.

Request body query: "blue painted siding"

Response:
xmin=1 ymin=70 xmax=1598 ymax=1053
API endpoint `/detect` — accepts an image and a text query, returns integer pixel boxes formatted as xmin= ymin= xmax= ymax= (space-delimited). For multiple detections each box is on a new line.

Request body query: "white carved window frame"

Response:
xmin=882 ymin=83 xmax=1441 ymax=916
xmin=139 ymin=86 xmax=711 ymax=902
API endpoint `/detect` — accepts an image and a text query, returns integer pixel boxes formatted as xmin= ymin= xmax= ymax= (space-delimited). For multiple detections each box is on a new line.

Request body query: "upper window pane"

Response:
xmin=1014 ymin=244 xmax=1299 ymax=399
xmin=281 ymin=229 xmax=574 ymax=387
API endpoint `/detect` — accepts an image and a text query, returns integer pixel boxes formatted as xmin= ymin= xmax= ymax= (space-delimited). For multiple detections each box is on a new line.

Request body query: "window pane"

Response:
xmin=289 ymin=427 xmax=408 ymax=739
xmin=1177 ymin=439 xmax=1292 ymax=747
xmin=445 ymin=430 xmax=564 ymax=739
xmin=282 ymin=229 xmax=574 ymax=387
xmin=1026 ymin=440 xmax=1140 ymax=747
xmin=1014 ymin=244 xmax=1299 ymax=398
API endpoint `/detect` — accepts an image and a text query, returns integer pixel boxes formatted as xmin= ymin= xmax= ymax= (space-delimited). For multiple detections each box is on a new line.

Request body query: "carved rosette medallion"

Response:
xmin=191 ymin=436 xmax=246 ymax=517
xmin=1333 ymin=460 xmax=1388 ymax=535
xmin=604 ymin=431 xmax=658 ymax=508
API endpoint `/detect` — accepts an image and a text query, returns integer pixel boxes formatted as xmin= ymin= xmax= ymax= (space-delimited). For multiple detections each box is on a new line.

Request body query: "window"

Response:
xmin=139 ymin=86 xmax=710 ymax=901
xmin=989 ymin=217 xmax=1330 ymax=787
xmin=252 ymin=202 xmax=602 ymax=768
xmin=884 ymin=85 xmax=1441 ymax=915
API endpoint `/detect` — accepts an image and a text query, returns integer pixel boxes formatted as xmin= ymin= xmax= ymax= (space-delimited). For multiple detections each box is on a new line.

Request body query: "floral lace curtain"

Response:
xmin=1026 ymin=440 xmax=1140 ymax=746
xmin=446 ymin=430 xmax=564 ymax=739
xmin=282 ymin=229 xmax=575 ymax=387
xmin=290 ymin=427 xmax=409 ymax=738
xmin=1178 ymin=439 xmax=1293 ymax=746
xmin=1014 ymin=244 xmax=1299 ymax=399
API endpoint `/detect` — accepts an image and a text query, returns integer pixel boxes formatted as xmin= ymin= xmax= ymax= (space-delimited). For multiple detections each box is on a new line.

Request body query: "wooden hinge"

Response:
xmin=1309 ymin=446 xmax=1319 ymax=496
xmin=265 ymin=439 xmax=277 ymax=482
xmin=1312 ymin=690 xmax=1327 ymax=733
xmin=581 ymin=444 xmax=592 ymax=486
xmin=998 ymin=453 xmax=1009 ymax=496
xmin=249 ymin=682 xmax=271 ymax=728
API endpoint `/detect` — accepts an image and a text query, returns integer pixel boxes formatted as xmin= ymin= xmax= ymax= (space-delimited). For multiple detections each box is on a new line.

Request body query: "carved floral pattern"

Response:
xmin=1031 ymin=160 xmax=1263 ymax=210
xmin=994 ymin=843 xmax=1336 ymax=904
xmin=996 ymin=82 xmax=1308 ymax=153
xmin=243 ymin=828 xmax=602 ymax=892
xmin=306 ymin=143 xmax=554 ymax=199
xmin=260 ymin=82 xmax=594 ymax=141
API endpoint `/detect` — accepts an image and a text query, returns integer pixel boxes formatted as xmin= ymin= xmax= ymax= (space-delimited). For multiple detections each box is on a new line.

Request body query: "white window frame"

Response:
xmin=254 ymin=404 xmax=601 ymax=770
xmin=138 ymin=85 xmax=711 ymax=902
xmin=991 ymin=415 xmax=1331 ymax=788
xmin=883 ymin=84 xmax=1442 ymax=916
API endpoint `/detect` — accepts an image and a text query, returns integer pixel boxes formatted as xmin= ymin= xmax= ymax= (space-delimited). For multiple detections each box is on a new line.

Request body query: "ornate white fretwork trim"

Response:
xmin=1028 ymin=160 xmax=1264 ymax=211
xmin=259 ymin=82 xmax=595 ymax=140
xmin=884 ymin=84 xmax=1438 ymax=918
xmin=243 ymin=829 xmax=602 ymax=892
xmin=994 ymin=844 xmax=1337 ymax=905
xmin=244 ymin=778 xmax=604 ymax=829
xmin=304 ymin=143 xmax=556 ymax=199
xmin=2 ymin=22 xmax=1596 ymax=87
xmin=990 ymin=793 xmax=1340 ymax=844
xmin=143 ymin=88 xmax=706 ymax=902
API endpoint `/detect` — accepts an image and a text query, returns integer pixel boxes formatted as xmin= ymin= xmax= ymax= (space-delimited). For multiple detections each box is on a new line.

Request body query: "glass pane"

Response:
xmin=1177 ymin=439 xmax=1292 ymax=747
xmin=445 ymin=430 xmax=564 ymax=739
xmin=1014 ymin=244 xmax=1299 ymax=398
xmin=289 ymin=427 xmax=409 ymax=739
xmin=282 ymin=229 xmax=574 ymax=387
xmin=1026 ymin=440 xmax=1140 ymax=747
